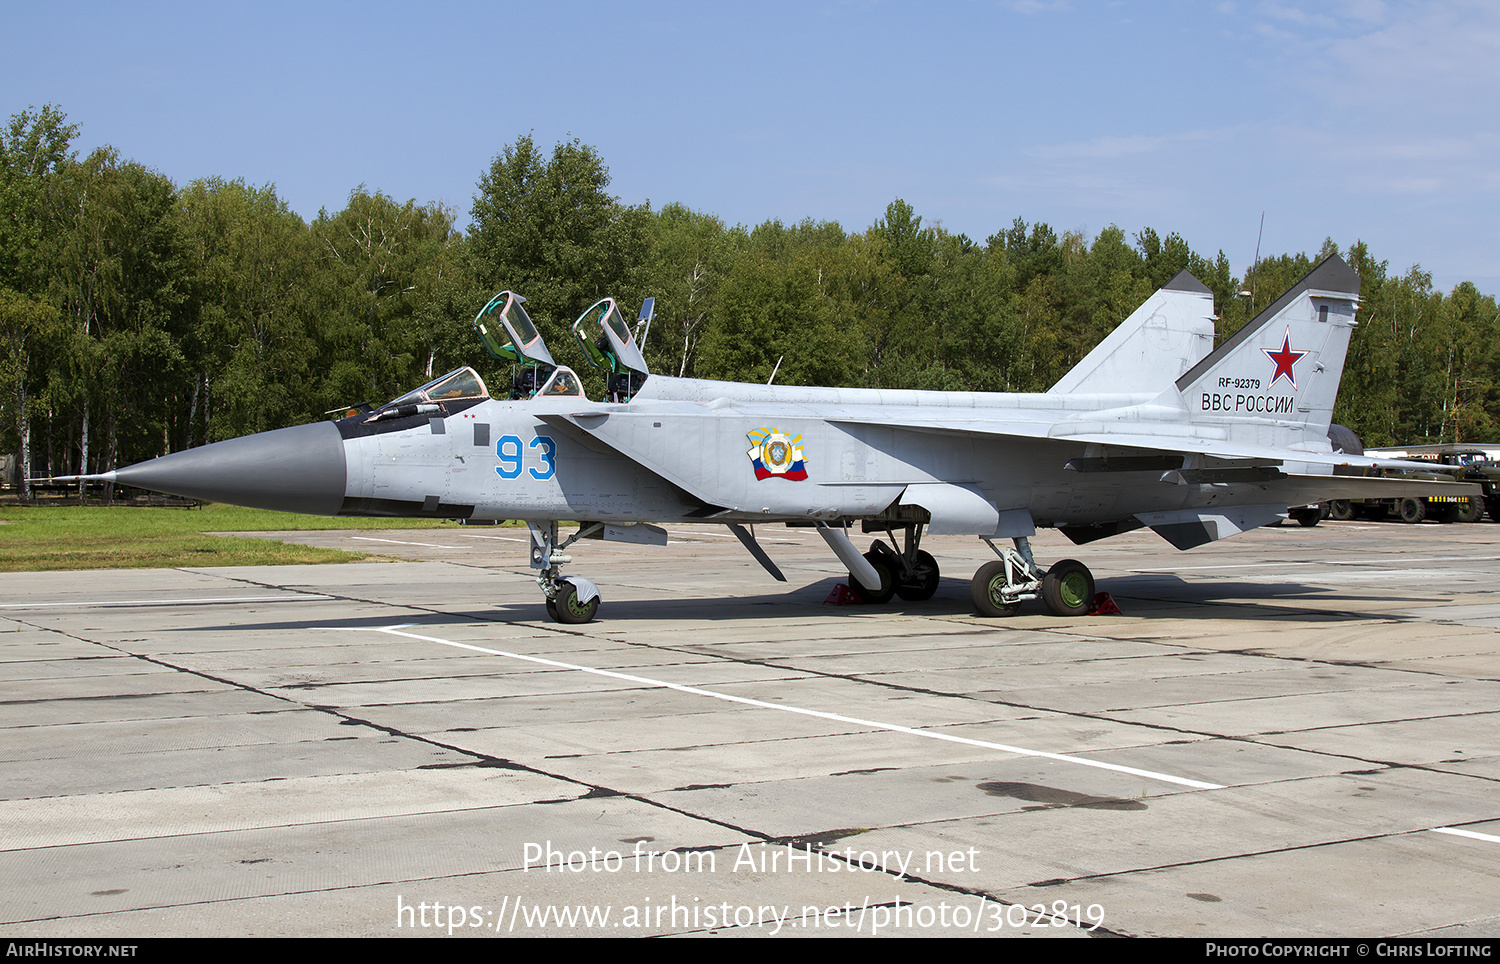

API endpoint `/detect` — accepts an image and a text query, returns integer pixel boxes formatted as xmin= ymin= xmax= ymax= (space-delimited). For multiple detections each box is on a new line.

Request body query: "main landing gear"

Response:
xmin=849 ymin=524 xmax=942 ymax=604
xmin=844 ymin=526 xmax=1095 ymax=617
xmin=970 ymin=536 xmax=1095 ymax=618
xmin=529 ymin=521 xmax=603 ymax=624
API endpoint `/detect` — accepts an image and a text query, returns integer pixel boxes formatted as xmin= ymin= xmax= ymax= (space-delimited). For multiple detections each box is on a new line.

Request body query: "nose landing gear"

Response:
xmin=529 ymin=521 xmax=603 ymax=624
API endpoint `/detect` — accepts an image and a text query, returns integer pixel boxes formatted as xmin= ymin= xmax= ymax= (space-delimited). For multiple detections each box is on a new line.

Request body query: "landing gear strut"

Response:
xmin=850 ymin=524 xmax=942 ymax=604
xmin=970 ymin=536 xmax=1095 ymax=617
xmin=528 ymin=521 xmax=602 ymax=624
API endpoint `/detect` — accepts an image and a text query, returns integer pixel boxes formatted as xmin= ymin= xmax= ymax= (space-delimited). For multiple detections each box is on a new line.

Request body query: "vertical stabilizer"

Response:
xmin=1050 ymin=269 xmax=1216 ymax=395
xmin=1172 ymin=255 xmax=1360 ymax=448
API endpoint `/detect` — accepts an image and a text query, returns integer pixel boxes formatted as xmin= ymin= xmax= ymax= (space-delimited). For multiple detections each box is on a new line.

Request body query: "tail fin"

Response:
xmin=1174 ymin=254 xmax=1360 ymax=446
xmin=1050 ymin=269 xmax=1216 ymax=395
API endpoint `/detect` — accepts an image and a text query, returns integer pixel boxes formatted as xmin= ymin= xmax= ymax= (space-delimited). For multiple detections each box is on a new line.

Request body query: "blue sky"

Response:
xmin=6 ymin=0 xmax=1497 ymax=292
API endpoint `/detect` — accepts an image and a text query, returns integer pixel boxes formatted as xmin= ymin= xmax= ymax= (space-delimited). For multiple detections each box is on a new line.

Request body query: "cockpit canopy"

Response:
xmin=361 ymin=366 xmax=490 ymax=423
xmin=570 ymin=296 xmax=653 ymax=401
xmin=473 ymin=291 xmax=557 ymax=370
xmin=572 ymin=297 xmax=650 ymax=376
xmin=468 ymin=290 xmax=655 ymax=403
xmin=385 ymin=367 xmax=489 ymax=408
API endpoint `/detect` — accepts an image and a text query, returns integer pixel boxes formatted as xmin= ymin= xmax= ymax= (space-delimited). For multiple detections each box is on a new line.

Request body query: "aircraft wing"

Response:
xmin=831 ymin=414 xmax=1436 ymax=473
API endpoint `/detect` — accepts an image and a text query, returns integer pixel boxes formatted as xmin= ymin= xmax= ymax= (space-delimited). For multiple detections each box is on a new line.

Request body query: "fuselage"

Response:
xmin=108 ymin=366 xmax=1366 ymax=537
xmin=324 ymin=374 xmax=1302 ymax=530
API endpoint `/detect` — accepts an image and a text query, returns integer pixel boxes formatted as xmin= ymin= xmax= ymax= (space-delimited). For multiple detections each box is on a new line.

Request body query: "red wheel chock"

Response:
xmin=824 ymin=583 xmax=863 ymax=605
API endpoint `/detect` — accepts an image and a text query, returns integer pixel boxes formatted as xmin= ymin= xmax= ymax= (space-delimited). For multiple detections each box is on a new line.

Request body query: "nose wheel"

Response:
xmin=529 ymin=521 xmax=603 ymax=624
xmin=546 ymin=581 xmax=600 ymax=624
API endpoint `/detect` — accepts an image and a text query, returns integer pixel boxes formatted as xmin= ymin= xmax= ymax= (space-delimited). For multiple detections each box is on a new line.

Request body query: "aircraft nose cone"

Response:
xmin=113 ymin=421 xmax=348 ymax=515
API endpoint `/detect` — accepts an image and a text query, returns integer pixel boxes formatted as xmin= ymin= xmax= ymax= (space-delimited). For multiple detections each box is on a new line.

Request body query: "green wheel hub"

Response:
xmin=1057 ymin=571 xmax=1091 ymax=610
xmin=1042 ymin=559 xmax=1095 ymax=617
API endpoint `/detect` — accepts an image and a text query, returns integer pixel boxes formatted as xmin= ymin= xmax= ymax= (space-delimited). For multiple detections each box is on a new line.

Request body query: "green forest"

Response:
xmin=3 ymin=105 xmax=1497 ymax=496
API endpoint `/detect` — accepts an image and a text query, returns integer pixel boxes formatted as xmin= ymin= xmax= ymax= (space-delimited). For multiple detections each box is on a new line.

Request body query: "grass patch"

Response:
xmin=0 ymin=503 xmax=472 ymax=572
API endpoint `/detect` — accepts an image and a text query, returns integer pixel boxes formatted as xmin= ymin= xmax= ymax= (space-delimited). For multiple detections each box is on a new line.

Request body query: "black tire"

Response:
xmin=1398 ymin=498 xmax=1426 ymax=524
xmin=850 ymin=550 xmax=897 ymax=604
xmin=1328 ymin=500 xmax=1355 ymax=521
xmin=1457 ymin=498 xmax=1485 ymax=523
xmin=1291 ymin=507 xmax=1321 ymax=528
xmin=895 ymin=550 xmax=940 ymax=601
xmin=551 ymin=582 xmax=599 ymax=624
xmin=1041 ymin=559 xmax=1095 ymax=617
xmin=971 ymin=560 xmax=1020 ymax=617
xmin=1489 ymin=497 xmax=1500 ymax=523
xmin=1430 ymin=504 xmax=1460 ymax=524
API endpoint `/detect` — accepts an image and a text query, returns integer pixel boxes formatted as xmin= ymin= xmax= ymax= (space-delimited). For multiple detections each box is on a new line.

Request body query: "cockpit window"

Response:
xmin=605 ymin=310 xmax=633 ymax=347
xmin=386 ymin=367 xmax=489 ymax=407
xmin=538 ymin=367 xmax=584 ymax=398
xmin=507 ymin=299 xmax=542 ymax=347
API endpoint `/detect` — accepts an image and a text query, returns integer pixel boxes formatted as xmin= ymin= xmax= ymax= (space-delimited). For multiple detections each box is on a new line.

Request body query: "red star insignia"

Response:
xmin=1263 ymin=328 xmax=1307 ymax=388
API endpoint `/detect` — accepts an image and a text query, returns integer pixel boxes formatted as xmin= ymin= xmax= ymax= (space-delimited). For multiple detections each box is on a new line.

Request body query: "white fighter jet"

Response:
xmin=83 ymin=255 xmax=1473 ymax=623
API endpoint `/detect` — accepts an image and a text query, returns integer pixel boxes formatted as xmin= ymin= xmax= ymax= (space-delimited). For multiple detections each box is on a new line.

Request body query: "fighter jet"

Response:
xmin=75 ymin=255 xmax=1475 ymax=623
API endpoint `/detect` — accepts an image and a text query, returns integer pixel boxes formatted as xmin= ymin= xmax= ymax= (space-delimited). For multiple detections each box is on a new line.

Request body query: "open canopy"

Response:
xmin=473 ymin=290 xmax=556 ymax=369
xmin=571 ymin=297 xmax=650 ymax=377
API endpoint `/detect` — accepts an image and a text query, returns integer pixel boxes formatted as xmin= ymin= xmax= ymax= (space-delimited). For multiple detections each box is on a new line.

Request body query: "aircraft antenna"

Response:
xmin=1250 ymin=211 xmax=1264 ymax=313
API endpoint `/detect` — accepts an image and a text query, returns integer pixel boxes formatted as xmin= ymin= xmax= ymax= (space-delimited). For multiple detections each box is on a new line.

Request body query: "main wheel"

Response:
xmin=1489 ymin=497 xmax=1500 ymax=523
xmin=1041 ymin=559 xmax=1095 ymax=617
xmin=849 ymin=550 xmax=897 ymax=604
xmin=551 ymin=582 xmax=600 ymax=624
xmin=1327 ymin=500 xmax=1355 ymax=521
xmin=1291 ymin=507 xmax=1321 ymax=527
xmin=971 ymin=560 xmax=1021 ymax=617
xmin=895 ymin=550 xmax=940 ymax=601
xmin=1457 ymin=498 xmax=1485 ymax=523
xmin=1398 ymin=498 xmax=1426 ymax=524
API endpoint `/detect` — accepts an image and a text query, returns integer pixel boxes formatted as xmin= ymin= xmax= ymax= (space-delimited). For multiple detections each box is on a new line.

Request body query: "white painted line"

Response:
xmin=368 ymin=625 xmax=1224 ymax=791
xmin=1135 ymin=554 xmax=1500 ymax=574
xmin=1133 ymin=562 xmax=1320 ymax=572
xmin=1296 ymin=570 xmax=1471 ymax=582
xmin=351 ymin=537 xmax=466 ymax=549
xmin=1432 ymin=827 xmax=1500 ymax=844
xmin=0 ymin=595 xmax=329 ymax=610
xmin=458 ymin=534 xmax=528 ymax=542
xmin=1345 ymin=553 xmax=1500 ymax=564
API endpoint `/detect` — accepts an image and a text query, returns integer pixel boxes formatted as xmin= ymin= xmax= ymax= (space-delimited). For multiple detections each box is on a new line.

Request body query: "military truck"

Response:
xmin=1326 ymin=443 xmax=1498 ymax=523
xmin=1364 ymin=445 xmax=1500 ymax=522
